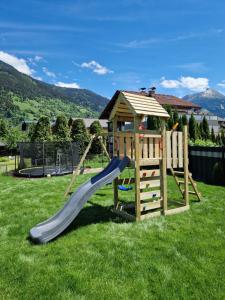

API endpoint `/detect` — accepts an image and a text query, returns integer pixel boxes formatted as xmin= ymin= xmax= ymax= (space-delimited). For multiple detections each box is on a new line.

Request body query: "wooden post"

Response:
xmin=183 ymin=125 xmax=189 ymax=206
xmin=64 ymin=135 xmax=95 ymax=198
xmin=134 ymin=116 xmax=141 ymax=221
xmin=113 ymin=117 xmax=118 ymax=208
xmin=161 ymin=120 xmax=168 ymax=214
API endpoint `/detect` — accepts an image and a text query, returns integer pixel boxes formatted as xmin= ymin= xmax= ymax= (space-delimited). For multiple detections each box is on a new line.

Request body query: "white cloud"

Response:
xmin=42 ymin=67 xmax=56 ymax=78
xmin=217 ymin=80 xmax=225 ymax=88
xmin=160 ymin=76 xmax=209 ymax=92
xmin=34 ymin=55 xmax=43 ymax=62
xmin=55 ymin=82 xmax=80 ymax=89
xmin=81 ymin=60 xmax=113 ymax=75
xmin=0 ymin=51 xmax=33 ymax=75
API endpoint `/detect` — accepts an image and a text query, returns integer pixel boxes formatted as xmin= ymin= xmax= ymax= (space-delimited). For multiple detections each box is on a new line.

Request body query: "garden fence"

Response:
xmin=189 ymin=146 xmax=225 ymax=185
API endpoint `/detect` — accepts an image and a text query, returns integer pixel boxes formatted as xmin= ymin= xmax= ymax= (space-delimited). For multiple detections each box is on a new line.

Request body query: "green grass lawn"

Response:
xmin=0 ymin=172 xmax=225 ymax=299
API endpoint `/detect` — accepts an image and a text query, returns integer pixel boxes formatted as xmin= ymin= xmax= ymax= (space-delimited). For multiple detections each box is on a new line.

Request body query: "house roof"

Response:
xmin=100 ymin=90 xmax=200 ymax=120
xmin=101 ymin=91 xmax=169 ymax=120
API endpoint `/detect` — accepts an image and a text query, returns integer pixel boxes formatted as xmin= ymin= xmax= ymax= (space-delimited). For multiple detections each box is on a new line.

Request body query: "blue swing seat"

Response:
xmin=118 ymin=185 xmax=133 ymax=191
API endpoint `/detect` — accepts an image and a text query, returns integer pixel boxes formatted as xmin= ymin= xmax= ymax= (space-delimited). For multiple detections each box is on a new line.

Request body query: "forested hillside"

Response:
xmin=0 ymin=60 xmax=109 ymax=123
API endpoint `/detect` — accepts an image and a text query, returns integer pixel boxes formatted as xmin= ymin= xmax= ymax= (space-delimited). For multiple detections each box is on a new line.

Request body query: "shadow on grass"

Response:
xmin=63 ymin=201 xmax=130 ymax=237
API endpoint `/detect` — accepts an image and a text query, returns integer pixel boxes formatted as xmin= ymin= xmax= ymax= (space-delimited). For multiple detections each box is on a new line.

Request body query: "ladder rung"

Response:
xmin=178 ymin=181 xmax=192 ymax=185
xmin=181 ymin=190 xmax=197 ymax=195
xmin=189 ymin=191 xmax=197 ymax=195
xmin=174 ymin=171 xmax=184 ymax=175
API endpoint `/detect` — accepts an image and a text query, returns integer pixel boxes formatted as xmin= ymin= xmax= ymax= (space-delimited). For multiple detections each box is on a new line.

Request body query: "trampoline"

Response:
xmin=16 ymin=142 xmax=81 ymax=178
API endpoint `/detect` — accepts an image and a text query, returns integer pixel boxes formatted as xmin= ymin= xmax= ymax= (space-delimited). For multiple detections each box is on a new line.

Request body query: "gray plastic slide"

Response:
xmin=29 ymin=156 xmax=130 ymax=244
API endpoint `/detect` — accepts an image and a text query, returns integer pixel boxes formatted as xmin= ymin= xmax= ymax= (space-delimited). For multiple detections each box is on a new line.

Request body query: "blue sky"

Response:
xmin=0 ymin=0 xmax=225 ymax=98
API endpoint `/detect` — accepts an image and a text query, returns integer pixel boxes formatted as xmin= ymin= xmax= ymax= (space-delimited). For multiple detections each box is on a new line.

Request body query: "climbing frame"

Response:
xmin=105 ymin=91 xmax=200 ymax=221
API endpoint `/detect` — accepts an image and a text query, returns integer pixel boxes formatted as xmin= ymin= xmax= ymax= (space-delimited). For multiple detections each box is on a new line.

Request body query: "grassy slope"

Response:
xmin=0 ymin=173 xmax=225 ymax=300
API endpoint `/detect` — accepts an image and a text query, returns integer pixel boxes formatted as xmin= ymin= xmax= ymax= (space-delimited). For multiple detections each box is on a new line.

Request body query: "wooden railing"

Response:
xmin=113 ymin=130 xmax=184 ymax=169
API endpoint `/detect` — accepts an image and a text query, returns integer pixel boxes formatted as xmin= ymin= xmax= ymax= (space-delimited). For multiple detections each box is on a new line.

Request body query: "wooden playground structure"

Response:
xmin=105 ymin=91 xmax=201 ymax=221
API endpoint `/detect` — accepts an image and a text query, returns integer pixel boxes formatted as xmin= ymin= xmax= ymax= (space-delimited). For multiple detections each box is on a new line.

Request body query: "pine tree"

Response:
xmin=31 ymin=116 xmax=52 ymax=142
xmin=181 ymin=114 xmax=188 ymax=126
xmin=52 ymin=115 xmax=71 ymax=142
xmin=196 ymin=123 xmax=201 ymax=139
xmin=221 ymin=130 xmax=225 ymax=146
xmin=211 ymin=127 xmax=216 ymax=143
xmin=68 ymin=117 xmax=73 ymax=128
xmin=71 ymin=119 xmax=90 ymax=154
xmin=202 ymin=116 xmax=210 ymax=140
xmin=177 ymin=117 xmax=183 ymax=132
xmin=216 ymin=133 xmax=222 ymax=146
xmin=189 ymin=114 xmax=197 ymax=141
xmin=173 ymin=110 xmax=179 ymax=125
xmin=199 ymin=122 xmax=204 ymax=139
xmin=89 ymin=120 xmax=103 ymax=154
xmin=147 ymin=116 xmax=160 ymax=130
xmin=164 ymin=105 xmax=174 ymax=130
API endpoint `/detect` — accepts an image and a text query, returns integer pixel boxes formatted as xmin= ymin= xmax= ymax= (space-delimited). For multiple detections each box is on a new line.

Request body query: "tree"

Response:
xmin=202 ymin=116 xmax=210 ymax=140
xmin=71 ymin=119 xmax=90 ymax=154
xmin=89 ymin=120 xmax=103 ymax=154
xmin=196 ymin=123 xmax=201 ymax=139
xmin=177 ymin=117 xmax=183 ymax=132
xmin=189 ymin=114 xmax=197 ymax=140
xmin=216 ymin=133 xmax=222 ymax=146
xmin=211 ymin=127 xmax=216 ymax=143
xmin=68 ymin=117 xmax=73 ymax=128
xmin=4 ymin=127 xmax=25 ymax=150
xmin=52 ymin=115 xmax=70 ymax=142
xmin=164 ymin=105 xmax=174 ymax=130
xmin=173 ymin=110 xmax=179 ymax=125
xmin=181 ymin=114 xmax=188 ymax=126
xmin=147 ymin=116 xmax=160 ymax=130
xmin=31 ymin=116 xmax=52 ymax=142
xmin=221 ymin=129 xmax=225 ymax=146
xmin=0 ymin=118 xmax=8 ymax=138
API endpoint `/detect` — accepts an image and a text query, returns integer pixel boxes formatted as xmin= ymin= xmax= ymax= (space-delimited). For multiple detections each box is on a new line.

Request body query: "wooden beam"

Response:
xmin=113 ymin=117 xmax=118 ymax=208
xmin=134 ymin=116 xmax=141 ymax=221
xmin=140 ymin=169 xmax=160 ymax=178
xmin=161 ymin=121 xmax=168 ymax=214
xmin=140 ymin=211 xmax=162 ymax=220
xmin=140 ymin=190 xmax=161 ymax=200
xmin=140 ymin=179 xmax=160 ymax=189
xmin=140 ymin=200 xmax=163 ymax=211
xmin=183 ymin=125 xmax=189 ymax=206
xmin=64 ymin=134 xmax=95 ymax=198
xmin=164 ymin=205 xmax=190 ymax=216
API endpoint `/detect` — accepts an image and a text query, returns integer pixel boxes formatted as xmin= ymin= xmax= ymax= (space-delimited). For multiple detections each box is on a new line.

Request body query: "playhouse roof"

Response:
xmin=100 ymin=90 xmax=169 ymax=121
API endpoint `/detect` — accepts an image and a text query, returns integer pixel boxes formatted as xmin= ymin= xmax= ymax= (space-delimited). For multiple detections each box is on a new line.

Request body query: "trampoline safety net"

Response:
xmin=17 ymin=142 xmax=81 ymax=177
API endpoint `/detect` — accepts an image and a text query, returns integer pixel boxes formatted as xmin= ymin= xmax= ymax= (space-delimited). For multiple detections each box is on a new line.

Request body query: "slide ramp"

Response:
xmin=29 ymin=157 xmax=129 ymax=244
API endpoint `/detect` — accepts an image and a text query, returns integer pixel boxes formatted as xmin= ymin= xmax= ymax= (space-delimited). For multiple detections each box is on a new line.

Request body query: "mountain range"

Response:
xmin=0 ymin=60 xmax=109 ymax=123
xmin=183 ymin=88 xmax=225 ymax=118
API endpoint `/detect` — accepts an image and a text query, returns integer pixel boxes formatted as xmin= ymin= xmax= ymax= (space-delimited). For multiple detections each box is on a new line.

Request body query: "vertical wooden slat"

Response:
xmin=134 ymin=116 xmax=141 ymax=221
xmin=119 ymin=134 xmax=124 ymax=158
xmin=178 ymin=132 xmax=183 ymax=168
xmin=172 ymin=132 xmax=178 ymax=168
xmin=155 ymin=138 xmax=160 ymax=158
xmin=183 ymin=125 xmax=189 ymax=206
xmin=161 ymin=121 xmax=167 ymax=214
xmin=139 ymin=137 xmax=143 ymax=159
xmin=166 ymin=131 xmax=171 ymax=169
xmin=149 ymin=138 xmax=154 ymax=158
xmin=113 ymin=117 xmax=118 ymax=208
xmin=126 ymin=136 xmax=132 ymax=158
xmin=143 ymin=137 xmax=148 ymax=158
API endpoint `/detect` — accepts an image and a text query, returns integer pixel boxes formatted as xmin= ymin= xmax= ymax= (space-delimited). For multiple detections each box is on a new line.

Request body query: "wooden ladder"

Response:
xmin=170 ymin=168 xmax=201 ymax=201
